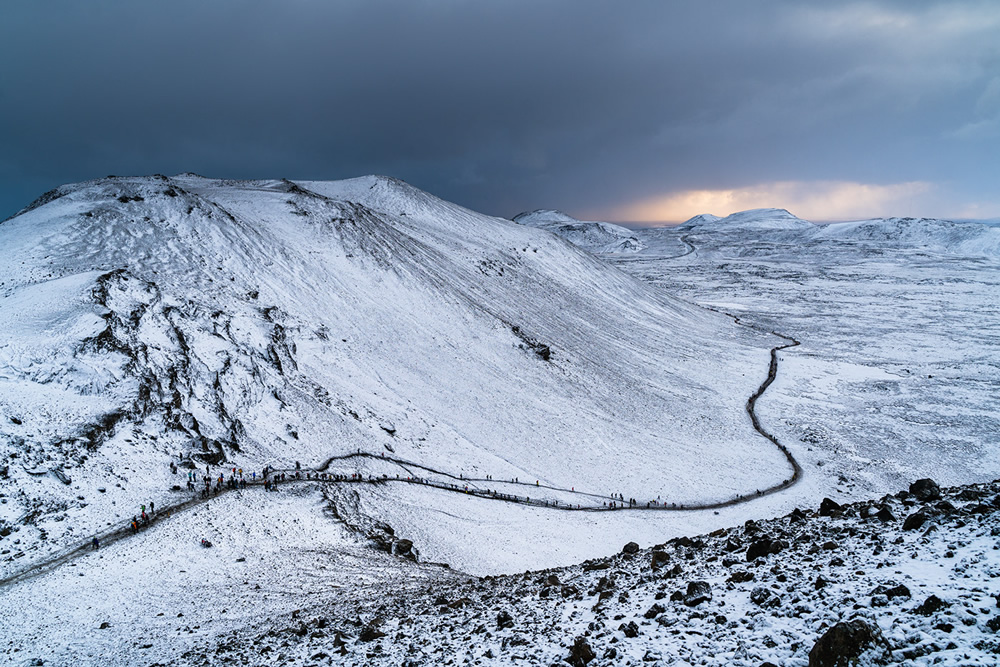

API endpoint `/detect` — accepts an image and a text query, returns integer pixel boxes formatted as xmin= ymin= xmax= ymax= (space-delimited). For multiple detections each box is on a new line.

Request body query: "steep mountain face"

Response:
xmin=0 ymin=174 xmax=780 ymax=574
xmin=513 ymin=209 xmax=645 ymax=253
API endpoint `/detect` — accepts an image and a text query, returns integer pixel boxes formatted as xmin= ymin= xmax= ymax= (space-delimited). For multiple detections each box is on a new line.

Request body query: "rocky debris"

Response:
xmin=910 ymin=478 xmax=941 ymax=502
xmin=622 ymin=541 xmax=640 ymax=555
xmin=393 ymin=538 xmax=416 ymax=560
xmin=683 ymin=581 xmax=712 ymax=606
xmin=872 ymin=583 xmax=910 ymax=600
xmin=210 ymin=478 xmax=1000 ymax=666
xmin=565 ymin=636 xmax=595 ymax=666
xmin=808 ymin=619 xmax=893 ymax=667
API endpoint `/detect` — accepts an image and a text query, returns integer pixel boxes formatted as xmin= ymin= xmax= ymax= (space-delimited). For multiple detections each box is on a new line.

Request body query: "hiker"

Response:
xmin=92 ymin=537 xmax=99 ymax=550
xmin=150 ymin=501 xmax=155 ymax=513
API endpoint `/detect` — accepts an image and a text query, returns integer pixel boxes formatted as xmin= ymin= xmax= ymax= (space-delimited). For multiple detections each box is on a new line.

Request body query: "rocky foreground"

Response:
xmin=199 ymin=479 xmax=1000 ymax=666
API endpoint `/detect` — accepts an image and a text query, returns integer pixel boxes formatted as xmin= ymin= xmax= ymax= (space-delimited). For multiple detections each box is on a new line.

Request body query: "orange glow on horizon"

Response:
xmin=595 ymin=180 xmax=937 ymax=224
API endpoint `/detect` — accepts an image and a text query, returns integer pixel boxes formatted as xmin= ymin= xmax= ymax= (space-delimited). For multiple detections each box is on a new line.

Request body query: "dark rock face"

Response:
xmin=683 ymin=581 xmax=712 ymax=607
xmin=909 ymin=478 xmax=941 ymax=502
xmin=566 ymin=636 xmax=595 ymax=666
xmin=808 ymin=619 xmax=892 ymax=667
xmin=622 ymin=541 xmax=640 ymax=555
xmin=819 ymin=498 xmax=843 ymax=516
xmin=650 ymin=550 xmax=670 ymax=569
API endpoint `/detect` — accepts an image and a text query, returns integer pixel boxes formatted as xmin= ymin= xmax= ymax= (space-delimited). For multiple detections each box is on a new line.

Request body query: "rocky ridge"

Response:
xmin=196 ymin=478 xmax=1000 ymax=666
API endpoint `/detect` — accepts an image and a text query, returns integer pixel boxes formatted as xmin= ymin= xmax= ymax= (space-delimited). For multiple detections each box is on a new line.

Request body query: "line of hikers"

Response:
xmin=128 ymin=501 xmax=157 ymax=533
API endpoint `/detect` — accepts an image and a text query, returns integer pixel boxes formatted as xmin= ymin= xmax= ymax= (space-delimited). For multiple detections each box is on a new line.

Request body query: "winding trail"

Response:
xmin=0 ymin=230 xmax=804 ymax=588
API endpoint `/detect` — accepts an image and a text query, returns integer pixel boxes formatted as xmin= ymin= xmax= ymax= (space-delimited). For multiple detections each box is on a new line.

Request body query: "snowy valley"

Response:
xmin=1 ymin=177 xmax=998 ymax=665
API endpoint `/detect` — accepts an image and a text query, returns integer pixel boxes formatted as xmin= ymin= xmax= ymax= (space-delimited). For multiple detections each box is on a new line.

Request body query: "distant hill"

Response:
xmin=513 ymin=209 xmax=645 ymax=253
xmin=677 ymin=208 xmax=816 ymax=233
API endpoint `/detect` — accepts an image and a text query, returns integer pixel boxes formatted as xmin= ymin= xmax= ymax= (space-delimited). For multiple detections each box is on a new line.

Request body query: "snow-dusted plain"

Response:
xmin=612 ymin=209 xmax=1000 ymax=503
xmin=2 ymin=181 xmax=998 ymax=665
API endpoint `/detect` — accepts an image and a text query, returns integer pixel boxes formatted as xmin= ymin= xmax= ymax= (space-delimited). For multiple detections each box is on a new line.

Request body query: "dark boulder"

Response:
xmin=643 ymin=603 xmax=665 ymax=619
xmin=394 ymin=538 xmax=416 ymax=560
xmin=683 ymin=581 xmax=712 ymax=607
xmin=750 ymin=587 xmax=772 ymax=606
xmin=819 ymin=498 xmax=843 ymax=517
xmin=875 ymin=506 xmax=896 ymax=522
xmin=909 ymin=478 xmax=941 ymax=502
xmin=914 ymin=595 xmax=950 ymax=616
xmin=566 ymin=636 xmax=595 ymax=666
xmin=902 ymin=512 xmax=927 ymax=531
xmin=622 ymin=541 xmax=640 ymax=555
xmin=496 ymin=610 xmax=514 ymax=630
xmin=808 ymin=619 xmax=892 ymax=667
xmin=746 ymin=538 xmax=774 ymax=561
xmin=359 ymin=621 xmax=385 ymax=643
xmin=618 ymin=621 xmax=639 ymax=638
xmin=650 ymin=550 xmax=670 ymax=570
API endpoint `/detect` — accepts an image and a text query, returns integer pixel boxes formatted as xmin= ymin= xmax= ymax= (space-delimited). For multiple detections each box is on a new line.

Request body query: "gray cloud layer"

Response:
xmin=2 ymin=0 xmax=998 ymax=220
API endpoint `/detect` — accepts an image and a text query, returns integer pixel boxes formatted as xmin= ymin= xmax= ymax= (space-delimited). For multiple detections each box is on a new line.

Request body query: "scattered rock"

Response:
xmin=808 ymin=618 xmax=892 ymax=667
xmin=750 ymin=587 xmax=772 ymax=606
xmin=622 ymin=541 xmax=640 ymax=555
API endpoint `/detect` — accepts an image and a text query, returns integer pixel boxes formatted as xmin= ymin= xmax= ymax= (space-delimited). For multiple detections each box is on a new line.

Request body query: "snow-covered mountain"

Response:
xmin=0 ymin=174 xmax=783 ymax=577
xmin=813 ymin=216 xmax=1000 ymax=256
xmin=676 ymin=208 xmax=816 ymax=234
xmin=513 ymin=209 xmax=645 ymax=253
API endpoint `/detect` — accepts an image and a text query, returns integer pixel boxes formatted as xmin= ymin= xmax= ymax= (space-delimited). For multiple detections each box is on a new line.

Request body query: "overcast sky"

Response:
xmin=2 ymin=0 xmax=998 ymax=223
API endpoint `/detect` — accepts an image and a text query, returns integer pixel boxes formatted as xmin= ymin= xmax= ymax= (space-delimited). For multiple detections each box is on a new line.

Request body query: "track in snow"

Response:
xmin=0 ymin=326 xmax=802 ymax=588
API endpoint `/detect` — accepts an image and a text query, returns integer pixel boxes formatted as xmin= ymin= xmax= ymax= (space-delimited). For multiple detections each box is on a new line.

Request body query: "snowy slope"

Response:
xmin=513 ymin=209 xmax=645 ymax=253
xmin=0 ymin=174 xmax=782 ymax=577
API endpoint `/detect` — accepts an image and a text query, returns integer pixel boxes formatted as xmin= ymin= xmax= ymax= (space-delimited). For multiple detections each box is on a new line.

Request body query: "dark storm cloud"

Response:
xmin=2 ymin=0 xmax=998 ymax=221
